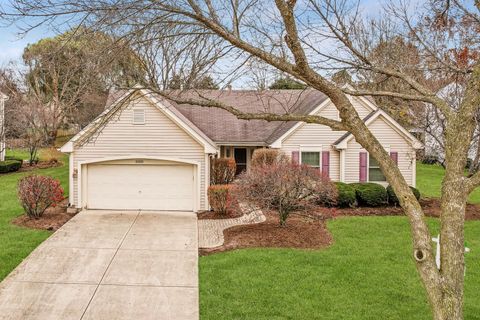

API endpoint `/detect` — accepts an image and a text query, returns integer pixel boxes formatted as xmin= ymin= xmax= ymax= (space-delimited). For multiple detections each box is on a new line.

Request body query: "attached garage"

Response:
xmin=84 ymin=160 xmax=196 ymax=211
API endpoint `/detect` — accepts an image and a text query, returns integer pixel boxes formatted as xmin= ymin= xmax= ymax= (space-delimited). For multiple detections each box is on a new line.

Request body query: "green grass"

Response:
xmin=0 ymin=150 xmax=69 ymax=281
xmin=200 ymin=217 xmax=480 ymax=319
xmin=416 ymin=162 xmax=480 ymax=204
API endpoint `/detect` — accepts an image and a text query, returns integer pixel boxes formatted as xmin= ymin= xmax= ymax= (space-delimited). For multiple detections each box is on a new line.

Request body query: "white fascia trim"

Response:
xmin=60 ymin=89 xmax=136 ymax=153
xmin=339 ymin=149 xmax=346 ymax=182
xmin=335 ymin=110 xmax=423 ymax=150
xmin=60 ymin=141 xmax=74 ymax=153
xmin=68 ymin=154 xmax=74 ymax=205
xmin=269 ymin=99 xmax=331 ymax=148
xmin=140 ymin=89 xmax=217 ymax=154
xmin=351 ymin=95 xmax=377 ymax=113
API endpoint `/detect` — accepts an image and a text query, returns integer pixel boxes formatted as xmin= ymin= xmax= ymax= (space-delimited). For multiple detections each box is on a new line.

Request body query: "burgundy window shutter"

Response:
xmin=359 ymin=152 xmax=368 ymax=182
xmin=390 ymin=151 xmax=398 ymax=165
xmin=292 ymin=151 xmax=300 ymax=164
xmin=322 ymin=151 xmax=330 ymax=177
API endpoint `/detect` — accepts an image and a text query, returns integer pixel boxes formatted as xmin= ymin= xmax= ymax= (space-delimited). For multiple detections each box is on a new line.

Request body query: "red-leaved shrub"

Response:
xmin=17 ymin=175 xmax=64 ymax=219
xmin=236 ymin=158 xmax=337 ymax=226
xmin=208 ymin=184 xmax=235 ymax=214
xmin=210 ymin=158 xmax=236 ymax=185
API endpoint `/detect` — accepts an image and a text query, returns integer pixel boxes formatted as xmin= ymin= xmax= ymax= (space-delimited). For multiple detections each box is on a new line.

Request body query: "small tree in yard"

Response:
xmin=18 ymin=175 xmax=64 ymax=219
xmin=236 ymin=158 xmax=337 ymax=226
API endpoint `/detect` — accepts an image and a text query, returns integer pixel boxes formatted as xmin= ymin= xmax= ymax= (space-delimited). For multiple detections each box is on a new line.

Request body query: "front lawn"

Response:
xmin=0 ymin=150 xmax=69 ymax=281
xmin=200 ymin=216 xmax=480 ymax=319
xmin=417 ymin=162 xmax=480 ymax=203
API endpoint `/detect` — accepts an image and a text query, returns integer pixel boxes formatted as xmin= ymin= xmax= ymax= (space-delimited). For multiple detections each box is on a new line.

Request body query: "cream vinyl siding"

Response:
xmin=280 ymin=100 xmax=415 ymax=186
xmin=280 ymin=102 xmax=352 ymax=181
xmin=344 ymin=116 xmax=416 ymax=185
xmin=72 ymin=96 xmax=207 ymax=210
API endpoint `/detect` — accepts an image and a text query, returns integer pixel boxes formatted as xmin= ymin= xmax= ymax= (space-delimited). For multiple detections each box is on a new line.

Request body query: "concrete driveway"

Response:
xmin=0 ymin=210 xmax=199 ymax=320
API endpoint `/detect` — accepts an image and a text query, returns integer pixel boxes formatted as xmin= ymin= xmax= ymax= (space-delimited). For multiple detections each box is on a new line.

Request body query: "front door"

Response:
xmin=234 ymin=148 xmax=247 ymax=175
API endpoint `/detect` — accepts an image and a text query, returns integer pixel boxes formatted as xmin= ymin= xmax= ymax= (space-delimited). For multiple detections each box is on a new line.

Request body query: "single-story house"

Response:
xmin=0 ymin=91 xmax=8 ymax=162
xmin=61 ymin=88 xmax=423 ymax=212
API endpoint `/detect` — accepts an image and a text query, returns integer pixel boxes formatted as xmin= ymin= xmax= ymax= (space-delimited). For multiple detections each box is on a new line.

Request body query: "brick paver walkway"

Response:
xmin=198 ymin=204 xmax=265 ymax=248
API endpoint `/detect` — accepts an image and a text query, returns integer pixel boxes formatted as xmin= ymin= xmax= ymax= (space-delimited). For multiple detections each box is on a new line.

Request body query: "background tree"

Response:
xmin=269 ymin=76 xmax=306 ymax=89
xmin=23 ymin=28 xmax=146 ymax=143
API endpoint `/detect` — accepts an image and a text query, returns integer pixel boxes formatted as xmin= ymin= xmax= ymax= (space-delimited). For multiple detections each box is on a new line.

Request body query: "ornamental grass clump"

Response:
xmin=17 ymin=175 xmax=64 ymax=219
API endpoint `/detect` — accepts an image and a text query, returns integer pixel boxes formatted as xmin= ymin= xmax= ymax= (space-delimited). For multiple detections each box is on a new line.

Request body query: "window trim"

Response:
xmin=299 ymin=146 xmax=322 ymax=169
xmin=133 ymin=109 xmax=146 ymax=125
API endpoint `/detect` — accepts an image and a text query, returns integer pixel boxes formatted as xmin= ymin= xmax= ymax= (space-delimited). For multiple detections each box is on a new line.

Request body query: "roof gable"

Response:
xmin=61 ymin=89 xmax=217 ymax=153
xmin=268 ymin=95 xmax=377 ymax=148
xmin=334 ymin=109 xmax=423 ymax=149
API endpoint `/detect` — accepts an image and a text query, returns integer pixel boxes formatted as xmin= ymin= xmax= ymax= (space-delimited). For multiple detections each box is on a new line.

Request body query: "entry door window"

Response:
xmin=234 ymin=148 xmax=247 ymax=175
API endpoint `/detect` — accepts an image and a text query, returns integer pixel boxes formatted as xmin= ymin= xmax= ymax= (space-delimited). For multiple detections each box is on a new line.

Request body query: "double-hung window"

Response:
xmin=301 ymin=151 xmax=321 ymax=169
xmin=368 ymin=154 xmax=386 ymax=181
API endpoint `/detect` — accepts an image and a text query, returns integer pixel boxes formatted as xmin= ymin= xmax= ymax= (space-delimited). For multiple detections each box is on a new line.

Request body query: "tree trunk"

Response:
xmin=424 ymin=190 xmax=466 ymax=320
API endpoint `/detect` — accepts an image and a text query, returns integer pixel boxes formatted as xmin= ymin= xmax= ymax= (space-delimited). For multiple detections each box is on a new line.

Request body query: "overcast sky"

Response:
xmin=0 ymin=0 xmax=394 ymax=66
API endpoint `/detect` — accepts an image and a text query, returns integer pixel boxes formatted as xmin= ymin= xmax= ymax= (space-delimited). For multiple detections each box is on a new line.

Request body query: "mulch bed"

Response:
xmin=333 ymin=198 xmax=480 ymax=220
xmin=12 ymin=199 xmax=77 ymax=231
xmin=17 ymin=161 xmax=62 ymax=173
xmin=200 ymin=210 xmax=333 ymax=255
xmin=200 ymin=197 xmax=480 ymax=256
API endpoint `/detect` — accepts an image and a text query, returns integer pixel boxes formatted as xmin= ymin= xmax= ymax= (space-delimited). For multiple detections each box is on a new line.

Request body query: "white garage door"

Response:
xmin=86 ymin=163 xmax=195 ymax=211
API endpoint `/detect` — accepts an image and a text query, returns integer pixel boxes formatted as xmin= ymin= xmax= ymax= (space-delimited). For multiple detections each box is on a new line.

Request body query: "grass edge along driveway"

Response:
xmin=0 ymin=155 xmax=69 ymax=281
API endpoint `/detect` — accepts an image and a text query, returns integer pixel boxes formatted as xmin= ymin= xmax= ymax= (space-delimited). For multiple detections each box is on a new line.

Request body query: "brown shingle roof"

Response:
xmin=106 ymin=89 xmax=328 ymax=145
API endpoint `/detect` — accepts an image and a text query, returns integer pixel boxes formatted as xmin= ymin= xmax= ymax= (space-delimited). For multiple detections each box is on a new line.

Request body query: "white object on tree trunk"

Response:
xmin=432 ymin=235 xmax=470 ymax=275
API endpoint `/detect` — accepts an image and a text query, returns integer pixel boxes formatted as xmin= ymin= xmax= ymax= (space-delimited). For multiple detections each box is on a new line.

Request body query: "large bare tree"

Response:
xmin=3 ymin=0 xmax=480 ymax=319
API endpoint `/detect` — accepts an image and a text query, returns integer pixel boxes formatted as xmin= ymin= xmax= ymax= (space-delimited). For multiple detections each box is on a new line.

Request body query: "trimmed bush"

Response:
xmin=386 ymin=185 xmax=421 ymax=205
xmin=17 ymin=175 xmax=64 ymax=219
xmin=251 ymin=149 xmax=284 ymax=167
xmin=210 ymin=158 xmax=236 ymax=185
xmin=334 ymin=182 xmax=357 ymax=208
xmin=350 ymin=183 xmax=387 ymax=207
xmin=0 ymin=160 xmax=22 ymax=174
xmin=208 ymin=184 xmax=234 ymax=214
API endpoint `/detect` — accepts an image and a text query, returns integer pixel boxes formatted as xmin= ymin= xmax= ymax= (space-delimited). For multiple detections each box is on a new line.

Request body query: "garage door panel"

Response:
xmin=86 ymin=164 xmax=194 ymax=211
